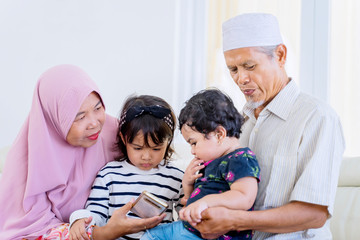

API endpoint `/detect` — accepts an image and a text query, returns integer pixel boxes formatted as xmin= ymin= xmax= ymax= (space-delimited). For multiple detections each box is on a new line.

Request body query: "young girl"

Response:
xmin=141 ymin=88 xmax=260 ymax=240
xmin=69 ymin=95 xmax=184 ymax=240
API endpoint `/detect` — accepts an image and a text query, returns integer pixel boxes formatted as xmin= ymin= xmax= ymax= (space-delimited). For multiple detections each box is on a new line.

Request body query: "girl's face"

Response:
xmin=124 ymin=130 xmax=169 ymax=171
xmin=66 ymin=92 xmax=105 ymax=148
xmin=181 ymin=124 xmax=224 ymax=162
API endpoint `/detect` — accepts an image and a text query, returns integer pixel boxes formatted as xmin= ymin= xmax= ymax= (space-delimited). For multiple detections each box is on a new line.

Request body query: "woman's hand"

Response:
xmin=69 ymin=216 xmax=93 ymax=240
xmin=92 ymin=200 xmax=165 ymax=240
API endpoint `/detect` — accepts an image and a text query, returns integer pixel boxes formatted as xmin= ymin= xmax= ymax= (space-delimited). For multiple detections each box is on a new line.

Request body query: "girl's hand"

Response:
xmin=69 ymin=216 xmax=93 ymax=240
xmin=92 ymin=200 xmax=165 ymax=239
xmin=183 ymin=158 xmax=204 ymax=188
xmin=179 ymin=200 xmax=208 ymax=225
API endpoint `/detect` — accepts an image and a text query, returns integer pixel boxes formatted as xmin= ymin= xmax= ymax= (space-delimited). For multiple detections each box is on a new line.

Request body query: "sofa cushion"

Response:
xmin=338 ymin=157 xmax=360 ymax=187
xmin=330 ymin=156 xmax=360 ymax=240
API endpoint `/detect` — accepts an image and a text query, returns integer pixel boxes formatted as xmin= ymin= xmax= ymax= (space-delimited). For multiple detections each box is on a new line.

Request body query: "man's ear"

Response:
xmin=275 ymin=44 xmax=287 ymax=68
xmin=215 ymin=126 xmax=227 ymax=142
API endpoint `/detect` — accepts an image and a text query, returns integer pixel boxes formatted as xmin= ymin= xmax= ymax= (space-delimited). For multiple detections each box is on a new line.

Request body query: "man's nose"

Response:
xmin=235 ymin=70 xmax=250 ymax=86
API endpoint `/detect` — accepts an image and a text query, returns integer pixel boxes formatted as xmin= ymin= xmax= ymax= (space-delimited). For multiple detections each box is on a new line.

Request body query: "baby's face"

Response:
xmin=181 ymin=124 xmax=223 ymax=162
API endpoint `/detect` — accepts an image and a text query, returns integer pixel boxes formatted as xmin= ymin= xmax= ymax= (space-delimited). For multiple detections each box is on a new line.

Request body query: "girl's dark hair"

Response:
xmin=179 ymin=88 xmax=244 ymax=138
xmin=115 ymin=94 xmax=176 ymax=165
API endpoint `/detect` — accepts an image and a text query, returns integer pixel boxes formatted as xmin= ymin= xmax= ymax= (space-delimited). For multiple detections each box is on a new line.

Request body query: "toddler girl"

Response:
xmin=69 ymin=95 xmax=184 ymax=240
xmin=141 ymin=88 xmax=260 ymax=240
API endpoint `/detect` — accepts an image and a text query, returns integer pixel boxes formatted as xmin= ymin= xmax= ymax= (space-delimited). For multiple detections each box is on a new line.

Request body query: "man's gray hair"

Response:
xmin=256 ymin=45 xmax=279 ymax=58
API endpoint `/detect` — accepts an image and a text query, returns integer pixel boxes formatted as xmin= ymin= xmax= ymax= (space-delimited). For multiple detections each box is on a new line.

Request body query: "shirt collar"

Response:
xmin=242 ymin=79 xmax=300 ymax=121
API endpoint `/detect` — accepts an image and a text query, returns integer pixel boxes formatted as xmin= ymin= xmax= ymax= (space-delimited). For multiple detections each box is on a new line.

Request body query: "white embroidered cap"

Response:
xmin=222 ymin=13 xmax=283 ymax=52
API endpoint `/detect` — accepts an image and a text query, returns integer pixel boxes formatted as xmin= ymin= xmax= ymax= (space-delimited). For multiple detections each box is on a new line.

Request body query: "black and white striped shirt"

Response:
xmin=70 ymin=159 xmax=184 ymax=240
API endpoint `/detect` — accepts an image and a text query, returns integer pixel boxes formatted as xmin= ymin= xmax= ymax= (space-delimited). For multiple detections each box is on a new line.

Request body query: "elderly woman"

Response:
xmin=0 ymin=65 xmax=163 ymax=240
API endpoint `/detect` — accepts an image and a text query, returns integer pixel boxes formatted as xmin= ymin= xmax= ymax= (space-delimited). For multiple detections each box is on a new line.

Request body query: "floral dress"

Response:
xmin=184 ymin=147 xmax=260 ymax=240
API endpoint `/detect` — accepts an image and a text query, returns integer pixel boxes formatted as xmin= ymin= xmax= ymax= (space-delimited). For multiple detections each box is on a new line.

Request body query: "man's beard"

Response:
xmin=246 ymin=100 xmax=265 ymax=110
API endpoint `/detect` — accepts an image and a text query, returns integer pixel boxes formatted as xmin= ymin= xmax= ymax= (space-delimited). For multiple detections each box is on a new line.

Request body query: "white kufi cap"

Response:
xmin=222 ymin=13 xmax=283 ymax=52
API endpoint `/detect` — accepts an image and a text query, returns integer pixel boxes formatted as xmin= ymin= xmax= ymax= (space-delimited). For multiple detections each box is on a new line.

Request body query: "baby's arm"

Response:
xmin=180 ymin=176 xmax=258 ymax=225
xmin=181 ymin=158 xmax=205 ymax=205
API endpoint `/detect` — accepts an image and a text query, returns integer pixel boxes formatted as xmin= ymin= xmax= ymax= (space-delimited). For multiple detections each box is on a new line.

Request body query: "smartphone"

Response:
xmin=130 ymin=191 xmax=169 ymax=218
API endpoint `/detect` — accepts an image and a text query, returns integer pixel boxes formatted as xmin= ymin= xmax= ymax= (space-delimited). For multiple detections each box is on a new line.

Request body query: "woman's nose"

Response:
xmin=88 ymin=115 xmax=99 ymax=129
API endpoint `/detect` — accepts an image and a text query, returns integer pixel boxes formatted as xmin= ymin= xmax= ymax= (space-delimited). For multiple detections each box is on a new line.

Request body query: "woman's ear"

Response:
xmin=215 ymin=126 xmax=227 ymax=142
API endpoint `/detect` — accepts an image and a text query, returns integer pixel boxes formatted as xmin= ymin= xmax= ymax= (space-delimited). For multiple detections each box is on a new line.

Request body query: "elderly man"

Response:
xmin=195 ymin=13 xmax=345 ymax=239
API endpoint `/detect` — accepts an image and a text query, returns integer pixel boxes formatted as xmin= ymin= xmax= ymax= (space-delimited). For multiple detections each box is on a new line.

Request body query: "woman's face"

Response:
xmin=66 ymin=92 xmax=105 ymax=148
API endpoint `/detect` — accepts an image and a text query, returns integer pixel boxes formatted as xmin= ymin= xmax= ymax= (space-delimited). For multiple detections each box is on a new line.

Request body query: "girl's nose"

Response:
xmin=142 ymin=149 xmax=151 ymax=160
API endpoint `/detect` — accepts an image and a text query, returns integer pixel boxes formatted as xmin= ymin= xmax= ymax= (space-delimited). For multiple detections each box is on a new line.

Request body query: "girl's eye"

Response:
xmin=153 ymin=148 xmax=161 ymax=151
xmin=134 ymin=147 xmax=142 ymax=151
xmin=191 ymin=142 xmax=196 ymax=146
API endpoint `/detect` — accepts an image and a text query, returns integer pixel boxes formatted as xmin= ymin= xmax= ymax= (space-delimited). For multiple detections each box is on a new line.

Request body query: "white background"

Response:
xmin=0 ymin=0 xmax=196 ymax=149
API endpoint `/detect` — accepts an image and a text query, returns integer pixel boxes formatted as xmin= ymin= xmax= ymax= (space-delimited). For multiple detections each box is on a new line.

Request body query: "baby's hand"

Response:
xmin=69 ymin=216 xmax=93 ymax=240
xmin=179 ymin=200 xmax=208 ymax=225
xmin=183 ymin=158 xmax=204 ymax=187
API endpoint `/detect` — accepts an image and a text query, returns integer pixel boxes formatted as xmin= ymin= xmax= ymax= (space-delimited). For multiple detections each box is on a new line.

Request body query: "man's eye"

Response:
xmin=246 ymin=65 xmax=255 ymax=70
xmin=229 ymin=67 xmax=237 ymax=73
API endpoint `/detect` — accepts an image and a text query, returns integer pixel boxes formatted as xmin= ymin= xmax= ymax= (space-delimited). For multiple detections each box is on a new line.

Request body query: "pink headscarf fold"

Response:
xmin=0 ymin=65 xmax=118 ymax=240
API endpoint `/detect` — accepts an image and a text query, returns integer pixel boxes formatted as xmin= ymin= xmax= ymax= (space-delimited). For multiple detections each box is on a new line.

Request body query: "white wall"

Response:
xmin=0 ymin=0 xmax=189 ymax=149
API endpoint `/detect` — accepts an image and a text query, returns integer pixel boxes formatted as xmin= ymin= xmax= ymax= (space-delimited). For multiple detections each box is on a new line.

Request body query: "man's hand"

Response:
xmin=69 ymin=216 xmax=93 ymax=240
xmin=193 ymin=207 xmax=238 ymax=239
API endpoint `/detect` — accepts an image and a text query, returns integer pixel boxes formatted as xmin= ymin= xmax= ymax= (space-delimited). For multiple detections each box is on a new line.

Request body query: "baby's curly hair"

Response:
xmin=179 ymin=88 xmax=244 ymax=138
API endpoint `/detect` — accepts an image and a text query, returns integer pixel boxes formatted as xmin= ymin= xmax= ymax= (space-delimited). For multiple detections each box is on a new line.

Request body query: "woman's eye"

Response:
xmin=95 ymin=105 xmax=103 ymax=111
xmin=75 ymin=115 xmax=85 ymax=121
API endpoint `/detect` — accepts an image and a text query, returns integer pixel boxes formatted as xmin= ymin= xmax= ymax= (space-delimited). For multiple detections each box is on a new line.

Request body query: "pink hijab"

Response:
xmin=0 ymin=65 xmax=118 ymax=240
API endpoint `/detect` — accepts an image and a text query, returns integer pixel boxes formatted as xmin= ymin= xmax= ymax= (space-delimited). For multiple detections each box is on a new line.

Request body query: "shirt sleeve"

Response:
xmin=84 ymin=173 xmax=110 ymax=226
xmin=173 ymin=185 xmax=184 ymax=215
xmin=290 ymin=108 xmax=345 ymax=216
